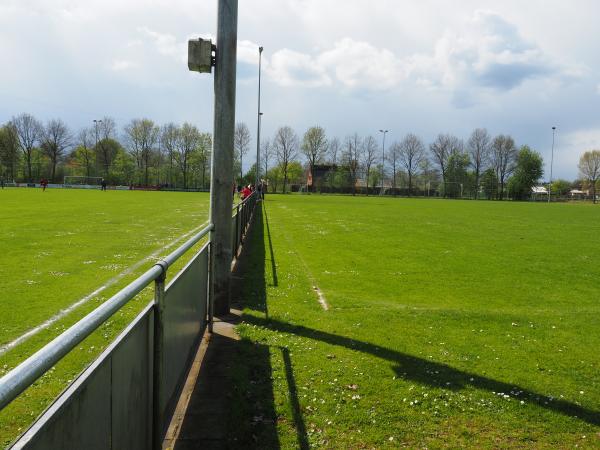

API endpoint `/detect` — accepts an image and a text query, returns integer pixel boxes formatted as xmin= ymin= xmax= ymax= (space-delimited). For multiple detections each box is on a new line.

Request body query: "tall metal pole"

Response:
xmin=379 ymin=129 xmax=388 ymax=195
xmin=548 ymin=126 xmax=556 ymax=203
xmin=210 ymin=0 xmax=238 ymax=315
xmin=255 ymin=46 xmax=263 ymax=190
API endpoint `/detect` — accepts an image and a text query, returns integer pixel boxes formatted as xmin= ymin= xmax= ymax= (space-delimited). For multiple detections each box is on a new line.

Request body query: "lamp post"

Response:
xmin=93 ymin=119 xmax=102 ymax=147
xmin=379 ymin=129 xmax=388 ymax=195
xmin=255 ymin=46 xmax=263 ymax=190
xmin=548 ymin=126 xmax=556 ymax=203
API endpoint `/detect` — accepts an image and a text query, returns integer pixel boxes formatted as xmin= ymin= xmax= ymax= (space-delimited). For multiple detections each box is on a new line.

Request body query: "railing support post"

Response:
xmin=152 ymin=261 xmax=168 ymax=450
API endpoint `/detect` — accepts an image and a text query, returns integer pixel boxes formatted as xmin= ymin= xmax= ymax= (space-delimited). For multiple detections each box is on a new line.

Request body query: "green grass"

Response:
xmin=0 ymin=187 xmax=209 ymax=446
xmin=232 ymin=195 xmax=600 ymax=448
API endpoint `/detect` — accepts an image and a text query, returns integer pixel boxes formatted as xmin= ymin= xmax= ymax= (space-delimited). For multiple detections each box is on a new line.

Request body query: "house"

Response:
xmin=306 ymin=164 xmax=336 ymax=189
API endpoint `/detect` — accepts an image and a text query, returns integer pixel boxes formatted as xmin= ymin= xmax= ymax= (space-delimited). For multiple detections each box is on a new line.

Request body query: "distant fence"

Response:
xmin=0 ymin=193 xmax=257 ymax=450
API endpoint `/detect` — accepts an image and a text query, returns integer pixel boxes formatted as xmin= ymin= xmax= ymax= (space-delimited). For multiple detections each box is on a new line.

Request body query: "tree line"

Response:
xmin=2 ymin=113 xmax=599 ymax=200
xmin=0 ymin=113 xmax=212 ymax=189
xmin=252 ymin=125 xmax=546 ymax=200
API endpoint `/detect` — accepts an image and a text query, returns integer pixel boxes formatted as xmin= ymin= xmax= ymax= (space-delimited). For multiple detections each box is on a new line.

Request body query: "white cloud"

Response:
xmin=266 ymin=49 xmax=331 ymax=87
xmin=556 ymin=128 xmax=600 ymax=174
xmin=110 ymin=59 xmax=139 ymax=72
xmin=261 ymin=9 xmax=579 ymax=100
xmin=317 ymin=38 xmax=408 ymax=90
xmin=238 ymin=40 xmax=261 ymax=66
xmin=137 ymin=27 xmax=187 ymax=63
xmin=415 ymin=10 xmax=558 ymax=92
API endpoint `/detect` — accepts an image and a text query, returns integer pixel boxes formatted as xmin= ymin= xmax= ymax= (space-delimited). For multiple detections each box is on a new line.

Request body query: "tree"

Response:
xmin=175 ymin=123 xmax=200 ymax=189
xmin=399 ymin=133 xmax=425 ymax=196
xmin=417 ymin=158 xmax=439 ymax=195
xmin=430 ymin=133 xmax=462 ymax=197
xmin=160 ymin=123 xmax=179 ymax=187
xmin=328 ymin=137 xmax=341 ymax=166
xmin=0 ymin=123 xmax=20 ymax=181
xmin=508 ymin=146 xmax=544 ymax=200
xmin=124 ymin=118 xmax=159 ymax=185
xmin=261 ymin=139 xmax=271 ymax=182
xmin=42 ymin=119 xmax=72 ymax=182
xmin=12 ymin=113 xmax=43 ymax=182
xmin=75 ymin=128 xmax=95 ymax=177
xmin=301 ymin=126 xmax=328 ymax=192
xmin=112 ymin=148 xmax=136 ymax=185
xmin=95 ymin=117 xmax=117 ymax=177
xmin=480 ymin=168 xmax=498 ymax=199
xmin=286 ymin=161 xmax=304 ymax=186
xmin=198 ymin=133 xmax=211 ymax=189
xmin=361 ymin=135 xmax=378 ymax=195
xmin=387 ymin=141 xmax=400 ymax=192
xmin=491 ymin=134 xmax=517 ymax=200
xmin=273 ymin=126 xmax=299 ymax=193
xmin=342 ymin=133 xmax=362 ymax=195
xmin=467 ymin=128 xmax=491 ymax=198
xmin=266 ymin=165 xmax=282 ymax=193
xmin=234 ymin=122 xmax=251 ymax=181
xmin=578 ymin=150 xmax=600 ymax=204
xmin=445 ymin=153 xmax=471 ymax=198
xmin=552 ymin=179 xmax=571 ymax=197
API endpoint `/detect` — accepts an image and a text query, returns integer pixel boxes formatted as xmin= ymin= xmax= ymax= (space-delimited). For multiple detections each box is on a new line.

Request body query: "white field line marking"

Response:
xmin=313 ymin=285 xmax=329 ymax=311
xmin=273 ymin=208 xmax=329 ymax=311
xmin=0 ymin=224 xmax=207 ymax=356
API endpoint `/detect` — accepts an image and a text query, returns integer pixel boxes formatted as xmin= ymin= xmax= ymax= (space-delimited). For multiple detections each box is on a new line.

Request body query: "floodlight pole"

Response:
xmin=255 ymin=46 xmax=263 ymax=190
xmin=548 ymin=126 xmax=556 ymax=203
xmin=379 ymin=129 xmax=388 ymax=195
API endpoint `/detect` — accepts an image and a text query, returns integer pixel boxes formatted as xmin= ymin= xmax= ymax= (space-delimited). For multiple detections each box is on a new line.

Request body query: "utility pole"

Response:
xmin=211 ymin=0 xmax=238 ymax=315
xmin=189 ymin=0 xmax=238 ymax=315
xmin=255 ymin=46 xmax=263 ymax=190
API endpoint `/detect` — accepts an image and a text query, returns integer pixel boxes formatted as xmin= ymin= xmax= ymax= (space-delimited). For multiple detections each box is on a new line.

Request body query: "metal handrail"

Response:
xmin=0 ymin=222 xmax=214 ymax=411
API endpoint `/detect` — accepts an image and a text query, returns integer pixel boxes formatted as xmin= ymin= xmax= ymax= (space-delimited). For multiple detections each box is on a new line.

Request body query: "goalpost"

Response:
xmin=63 ymin=176 xmax=104 ymax=189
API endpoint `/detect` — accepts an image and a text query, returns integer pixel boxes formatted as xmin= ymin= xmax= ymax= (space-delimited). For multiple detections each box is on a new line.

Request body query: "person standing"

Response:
xmin=101 ymin=179 xmax=107 ymax=191
xmin=41 ymin=178 xmax=48 ymax=191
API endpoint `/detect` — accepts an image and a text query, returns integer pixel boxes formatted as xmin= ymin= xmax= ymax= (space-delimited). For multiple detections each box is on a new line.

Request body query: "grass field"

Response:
xmin=230 ymin=195 xmax=600 ymax=448
xmin=0 ymin=188 xmax=210 ymax=446
xmin=2 ymin=190 xmax=600 ymax=448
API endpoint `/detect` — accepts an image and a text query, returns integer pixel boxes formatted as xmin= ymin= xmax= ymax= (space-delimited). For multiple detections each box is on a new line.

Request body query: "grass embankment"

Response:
xmin=231 ymin=195 xmax=600 ymax=448
xmin=0 ymin=188 xmax=209 ymax=446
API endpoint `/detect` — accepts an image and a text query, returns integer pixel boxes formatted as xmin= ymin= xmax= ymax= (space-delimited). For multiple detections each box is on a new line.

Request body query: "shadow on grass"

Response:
xmin=230 ymin=200 xmax=600 ymax=448
xmin=263 ymin=202 xmax=278 ymax=288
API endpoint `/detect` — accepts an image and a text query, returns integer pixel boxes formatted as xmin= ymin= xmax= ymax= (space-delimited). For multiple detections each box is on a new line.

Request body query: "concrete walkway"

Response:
xmin=162 ymin=310 xmax=241 ymax=450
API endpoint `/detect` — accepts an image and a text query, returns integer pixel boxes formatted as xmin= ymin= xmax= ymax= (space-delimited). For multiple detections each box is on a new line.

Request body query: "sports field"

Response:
xmin=231 ymin=196 xmax=600 ymax=448
xmin=2 ymin=191 xmax=600 ymax=448
xmin=0 ymin=188 xmax=210 ymax=445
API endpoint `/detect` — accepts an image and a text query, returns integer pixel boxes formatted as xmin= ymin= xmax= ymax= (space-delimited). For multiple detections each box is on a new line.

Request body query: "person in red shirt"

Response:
xmin=40 ymin=178 xmax=48 ymax=191
xmin=241 ymin=185 xmax=252 ymax=200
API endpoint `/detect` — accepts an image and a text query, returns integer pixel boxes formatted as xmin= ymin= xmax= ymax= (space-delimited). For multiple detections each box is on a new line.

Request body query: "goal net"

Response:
xmin=63 ymin=176 xmax=104 ymax=188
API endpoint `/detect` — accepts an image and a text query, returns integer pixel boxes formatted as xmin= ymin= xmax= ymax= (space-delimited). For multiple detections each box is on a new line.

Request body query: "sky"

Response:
xmin=2 ymin=0 xmax=600 ymax=180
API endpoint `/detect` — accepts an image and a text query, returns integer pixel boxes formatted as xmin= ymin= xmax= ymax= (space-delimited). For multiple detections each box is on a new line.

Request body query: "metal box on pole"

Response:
xmin=187 ymin=38 xmax=215 ymax=74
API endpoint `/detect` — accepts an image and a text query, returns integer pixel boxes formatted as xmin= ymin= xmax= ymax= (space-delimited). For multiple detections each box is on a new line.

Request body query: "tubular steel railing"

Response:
xmin=0 ymin=193 xmax=257 ymax=450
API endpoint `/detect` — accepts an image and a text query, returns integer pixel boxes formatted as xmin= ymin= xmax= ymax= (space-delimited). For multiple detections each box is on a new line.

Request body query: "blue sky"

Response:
xmin=1 ymin=0 xmax=600 ymax=179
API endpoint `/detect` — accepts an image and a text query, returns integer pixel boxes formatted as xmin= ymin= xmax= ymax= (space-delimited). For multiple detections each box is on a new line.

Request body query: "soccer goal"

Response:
xmin=63 ymin=176 xmax=104 ymax=189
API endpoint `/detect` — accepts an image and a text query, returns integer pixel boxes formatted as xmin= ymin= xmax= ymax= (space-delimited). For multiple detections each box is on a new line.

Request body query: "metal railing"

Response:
xmin=0 ymin=193 xmax=257 ymax=449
